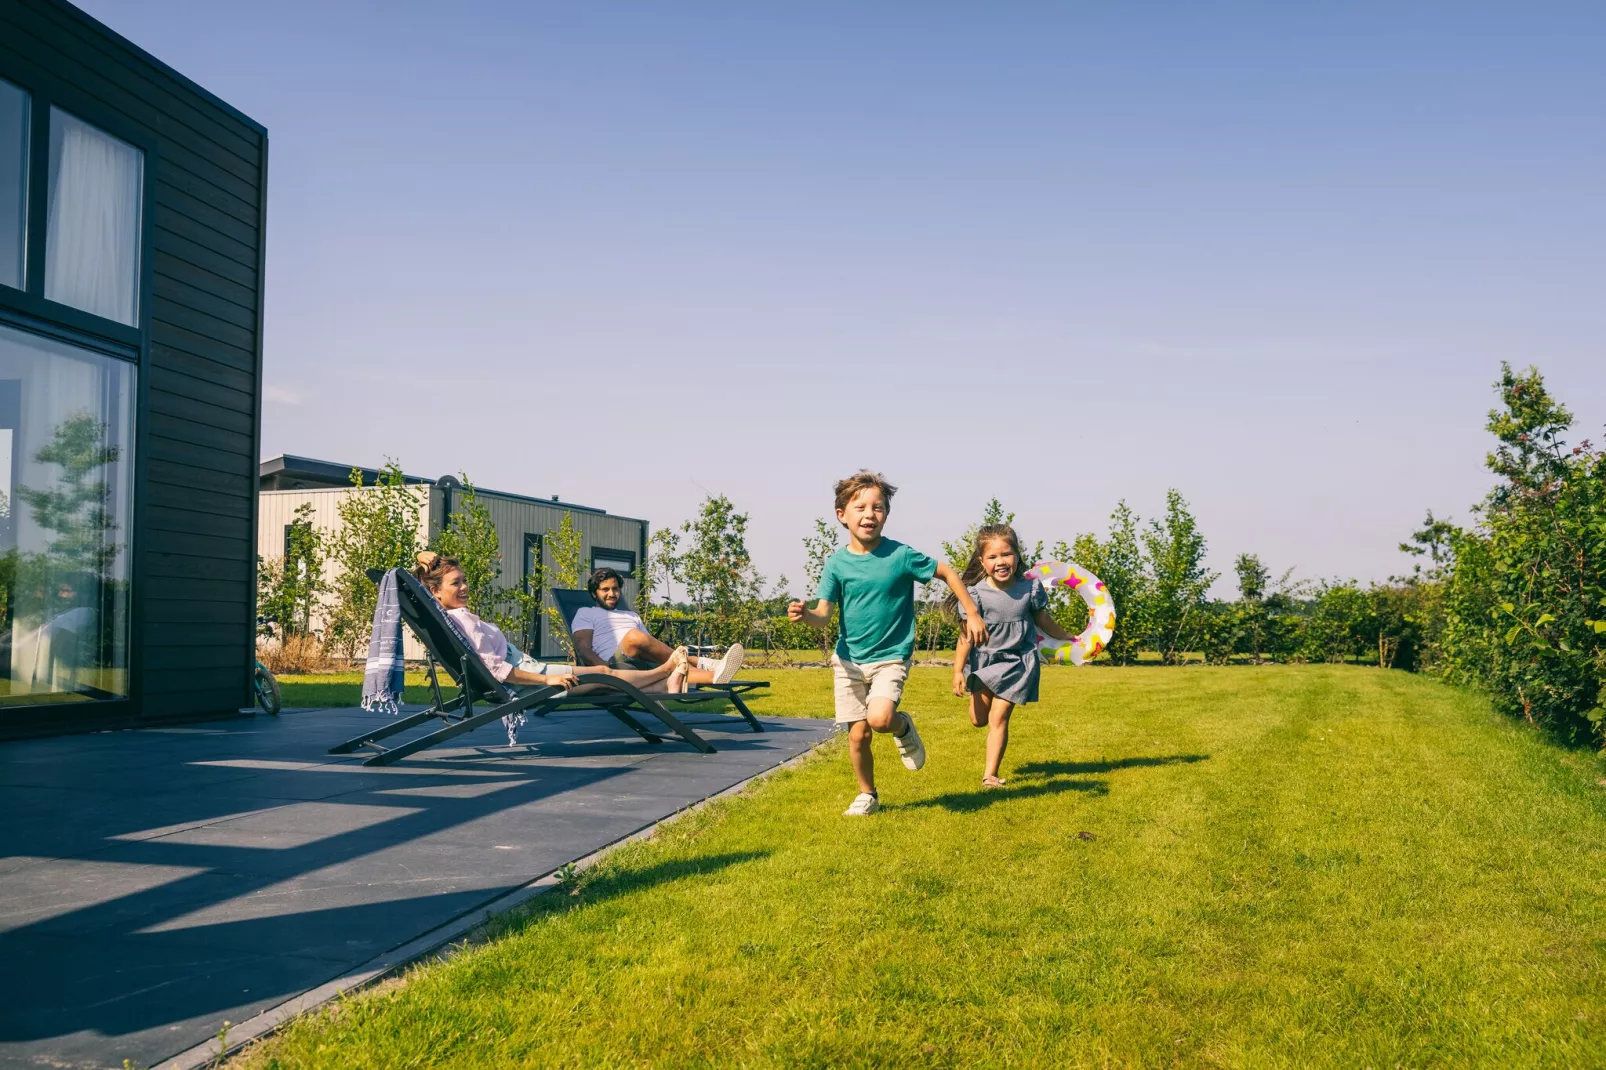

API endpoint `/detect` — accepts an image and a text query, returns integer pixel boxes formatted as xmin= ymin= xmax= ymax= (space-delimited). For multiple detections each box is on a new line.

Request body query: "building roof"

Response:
xmin=257 ymin=455 xmax=640 ymax=522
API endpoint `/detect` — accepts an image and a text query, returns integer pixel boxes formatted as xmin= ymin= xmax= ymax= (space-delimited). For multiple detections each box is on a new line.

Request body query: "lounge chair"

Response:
xmin=328 ymin=569 xmax=722 ymax=766
xmin=550 ymin=588 xmax=767 ymax=733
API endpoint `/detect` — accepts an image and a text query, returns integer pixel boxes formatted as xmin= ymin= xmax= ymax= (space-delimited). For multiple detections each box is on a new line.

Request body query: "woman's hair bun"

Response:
xmin=411 ymin=550 xmax=460 ymax=591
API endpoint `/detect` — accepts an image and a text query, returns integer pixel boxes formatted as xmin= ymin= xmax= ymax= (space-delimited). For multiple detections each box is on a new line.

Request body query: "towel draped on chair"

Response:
xmin=361 ymin=570 xmax=406 ymax=714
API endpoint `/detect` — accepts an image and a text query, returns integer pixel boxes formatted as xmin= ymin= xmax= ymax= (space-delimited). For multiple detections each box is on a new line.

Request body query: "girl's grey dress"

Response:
xmin=960 ymin=577 xmax=1048 ymax=704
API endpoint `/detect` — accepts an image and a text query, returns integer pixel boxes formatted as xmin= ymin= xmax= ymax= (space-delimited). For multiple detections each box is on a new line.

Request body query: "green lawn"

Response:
xmin=243 ymin=666 xmax=1606 ymax=1068
xmin=274 ymin=671 xmax=443 ymax=711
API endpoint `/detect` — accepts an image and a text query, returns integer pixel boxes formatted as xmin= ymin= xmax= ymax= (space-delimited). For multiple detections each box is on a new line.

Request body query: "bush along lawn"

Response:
xmin=241 ymin=665 xmax=1606 ymax=1068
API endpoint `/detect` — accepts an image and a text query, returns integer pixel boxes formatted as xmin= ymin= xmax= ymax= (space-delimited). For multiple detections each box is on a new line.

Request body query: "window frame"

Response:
xmin=0 ymin=63 xmax=155 ymax=352
xmin=0 ymin=75 xmax=28 ymax=295
xmin=590 ymin=547 xmax=637 ymax=579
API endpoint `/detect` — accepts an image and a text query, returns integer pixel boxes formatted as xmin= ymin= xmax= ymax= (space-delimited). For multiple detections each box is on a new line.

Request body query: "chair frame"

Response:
xmin=328 ymin=569 xmax=724 ymax=766
xmin=550 ymin=587 xmax=768 ymax=733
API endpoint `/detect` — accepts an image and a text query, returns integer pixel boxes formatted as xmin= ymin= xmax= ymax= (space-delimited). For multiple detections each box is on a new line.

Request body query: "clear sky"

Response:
xmin=84 ymin=1 xmax=1606 ymax=595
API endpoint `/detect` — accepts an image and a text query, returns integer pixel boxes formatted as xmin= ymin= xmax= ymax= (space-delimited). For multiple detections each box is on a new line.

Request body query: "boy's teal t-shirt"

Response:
xmin=816 ymin=538 xmax=939 ymax=663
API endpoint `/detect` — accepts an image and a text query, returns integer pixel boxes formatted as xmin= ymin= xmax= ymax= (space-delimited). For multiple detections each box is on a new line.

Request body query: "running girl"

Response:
xmin=949 ymin=524 xmax=1077 ymax=787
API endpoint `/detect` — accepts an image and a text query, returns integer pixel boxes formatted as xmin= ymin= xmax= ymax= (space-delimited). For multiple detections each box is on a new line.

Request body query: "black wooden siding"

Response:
xmin=0 ymin=0 xmax=266 ymax=726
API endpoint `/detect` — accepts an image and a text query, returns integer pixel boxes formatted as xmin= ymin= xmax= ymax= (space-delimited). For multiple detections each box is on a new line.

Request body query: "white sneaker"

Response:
xmin=710 ymin=643 xmax=745 ymax=685
xmin=892 ymin=713 xmax=926 ymax=771
xmin=843 ymin=792 xmax=880 ymax=816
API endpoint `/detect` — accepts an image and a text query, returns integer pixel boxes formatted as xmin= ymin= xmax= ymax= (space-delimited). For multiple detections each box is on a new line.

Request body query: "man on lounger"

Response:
xmin=572 ymin=568 xmax=744 ymax=685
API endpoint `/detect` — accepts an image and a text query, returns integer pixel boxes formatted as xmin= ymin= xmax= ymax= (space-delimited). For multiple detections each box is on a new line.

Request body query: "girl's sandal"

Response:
xmin=981 ymin=775 xmax=1006 ymax=789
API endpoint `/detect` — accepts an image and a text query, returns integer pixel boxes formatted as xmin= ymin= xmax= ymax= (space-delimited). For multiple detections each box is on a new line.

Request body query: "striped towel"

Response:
xmin=361 ymin=570 xmax=405 ymax=715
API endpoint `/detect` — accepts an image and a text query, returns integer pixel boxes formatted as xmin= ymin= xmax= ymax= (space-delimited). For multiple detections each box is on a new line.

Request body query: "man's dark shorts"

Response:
xmin=609 ymin=651 xmax=661 ymax=671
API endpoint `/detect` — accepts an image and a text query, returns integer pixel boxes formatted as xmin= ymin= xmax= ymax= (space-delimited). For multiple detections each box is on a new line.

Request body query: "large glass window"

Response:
xmin=0 ymin=322 xmax=135 ymax=707
xmin=45 ymin=108 xmax=143 ymax=326
xmin=0 ymin=79 xmax=26 ymax=291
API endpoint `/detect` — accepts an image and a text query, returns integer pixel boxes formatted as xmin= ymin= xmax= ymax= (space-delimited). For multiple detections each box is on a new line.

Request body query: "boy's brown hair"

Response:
xmin=833 ymin=469 xmax=898 ymax=514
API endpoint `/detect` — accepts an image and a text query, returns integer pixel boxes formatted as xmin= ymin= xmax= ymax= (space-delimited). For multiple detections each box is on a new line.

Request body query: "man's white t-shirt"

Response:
xmin=572 ymin=605 xmax=647 ymax=661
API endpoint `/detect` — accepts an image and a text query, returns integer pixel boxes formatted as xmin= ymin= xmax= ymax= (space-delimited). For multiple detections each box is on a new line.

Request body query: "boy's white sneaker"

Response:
xmin=843 ymin=792 xmax=880 ymax=816
xmin=710 ymin=643 xmax=744 ymax=685
xmin=893 ymin=714 xmax=926 ymax=771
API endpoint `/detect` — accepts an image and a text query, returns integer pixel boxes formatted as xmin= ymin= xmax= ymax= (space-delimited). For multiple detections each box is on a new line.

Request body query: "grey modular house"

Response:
xmin=258 ymin=456 xmax=649 ymax=661
xmin=0 ymin=0 xmax=267 ymax=739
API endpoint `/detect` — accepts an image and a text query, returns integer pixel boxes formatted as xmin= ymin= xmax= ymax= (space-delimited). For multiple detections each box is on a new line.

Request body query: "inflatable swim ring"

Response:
xmin=1023 ymin=561 xmax=1116 ymax=666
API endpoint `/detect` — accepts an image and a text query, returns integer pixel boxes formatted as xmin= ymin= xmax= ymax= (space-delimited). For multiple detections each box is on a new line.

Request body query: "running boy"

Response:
xmin=788 ymin=470 xmax=989 ymax=815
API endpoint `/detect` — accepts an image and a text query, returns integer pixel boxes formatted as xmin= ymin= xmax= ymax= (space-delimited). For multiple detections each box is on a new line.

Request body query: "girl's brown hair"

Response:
xmin=943 ymin=524 xmax=1028 ymax=612
xmin=412 ymin=551 xmax=462 ymax=592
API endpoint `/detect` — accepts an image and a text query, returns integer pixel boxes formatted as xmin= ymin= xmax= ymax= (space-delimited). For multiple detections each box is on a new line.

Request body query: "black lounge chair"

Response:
xmin=551 ymin=588 xmax=767 ymax=733
xmin=328 ymin=568 xmax=720 ymax=765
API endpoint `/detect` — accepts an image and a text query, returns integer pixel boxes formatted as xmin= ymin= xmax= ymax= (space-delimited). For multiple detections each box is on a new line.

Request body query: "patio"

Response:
xmin=0 ymin=704 xmax=832 ymax=1069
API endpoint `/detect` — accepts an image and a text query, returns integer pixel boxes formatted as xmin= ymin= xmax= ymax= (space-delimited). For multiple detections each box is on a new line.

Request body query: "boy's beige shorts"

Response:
xmin=830 ymin=655 xmax=912 ymax=724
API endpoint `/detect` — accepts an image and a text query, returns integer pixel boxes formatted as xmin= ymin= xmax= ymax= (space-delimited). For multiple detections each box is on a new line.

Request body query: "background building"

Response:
xmin=257 ymin=455 xmax=648 ymax=660
xmin=0 ymin=0 xmax=267 ymax=739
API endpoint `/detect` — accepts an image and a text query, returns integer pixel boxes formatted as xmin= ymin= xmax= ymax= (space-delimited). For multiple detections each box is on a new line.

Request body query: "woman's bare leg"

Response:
xmin=569 ymin=651 xmax=689 ymax=694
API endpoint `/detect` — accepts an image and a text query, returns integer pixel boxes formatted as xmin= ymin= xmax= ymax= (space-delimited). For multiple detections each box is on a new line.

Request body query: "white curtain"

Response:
xmin=44 ymin=109 xmax=142 ymax=326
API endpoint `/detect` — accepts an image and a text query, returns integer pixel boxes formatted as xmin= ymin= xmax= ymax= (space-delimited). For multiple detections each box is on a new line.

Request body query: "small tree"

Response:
xmin=325 ymin=462 xmax=425 ymax=661
xmin=639 ymin=526 xmax=682 ymax=637
xmin=432 ymin=478 xmax=538 ymax=642
xmin=801 ymin=517 xmax=840 ymax=659
xmin=679 ymin=494 xmax=764 ymax=646
xmin=536 ymin=511 xmax=584 ymax=658
xmin=1061 ymin=501 xmax=1150 ymax=664
xmin=1234 ymin=552 xmax=1270 ymax=664
xmin=1144 ymin=489 xmax=1218 ymax=664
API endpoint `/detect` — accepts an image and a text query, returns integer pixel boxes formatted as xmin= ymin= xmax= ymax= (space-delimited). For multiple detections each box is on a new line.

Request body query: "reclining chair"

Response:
xmin=329 ymin=569 xmax=731 ymax=766
xmin=550 ymin=588 xmax=767 ymax=734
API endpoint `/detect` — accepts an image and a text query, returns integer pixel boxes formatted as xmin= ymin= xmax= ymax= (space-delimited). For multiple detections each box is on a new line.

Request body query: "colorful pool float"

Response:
xmin=1024 ymin=560 xmax=1116 ymax=665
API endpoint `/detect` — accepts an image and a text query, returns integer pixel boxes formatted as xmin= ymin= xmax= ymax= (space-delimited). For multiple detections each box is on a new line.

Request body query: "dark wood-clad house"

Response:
xmin=0 ymin=0 xmax=267 ymax=738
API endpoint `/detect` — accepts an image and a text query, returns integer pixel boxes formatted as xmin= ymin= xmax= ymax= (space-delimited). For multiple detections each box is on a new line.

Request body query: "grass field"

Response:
xmin=244 ymin=666 xmax=1606 ymax=1068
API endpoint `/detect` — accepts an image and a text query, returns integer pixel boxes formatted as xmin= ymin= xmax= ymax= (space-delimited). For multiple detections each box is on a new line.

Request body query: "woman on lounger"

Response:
xmin=412 ymin=552 xmax=691 ymax=696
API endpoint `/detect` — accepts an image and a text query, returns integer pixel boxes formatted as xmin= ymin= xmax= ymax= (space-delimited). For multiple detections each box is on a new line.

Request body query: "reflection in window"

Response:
xmin=0 ymin=79 xmax=26 ymax=291
xmin=0 ymin=323 xmax=135 ymax=706
xmin=45 ymin=108 xmax=143 ymax=326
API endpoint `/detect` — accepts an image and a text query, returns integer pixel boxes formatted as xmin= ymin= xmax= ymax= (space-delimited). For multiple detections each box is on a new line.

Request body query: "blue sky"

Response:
xmin=85 ymin=1 xmax=1606 ymax=595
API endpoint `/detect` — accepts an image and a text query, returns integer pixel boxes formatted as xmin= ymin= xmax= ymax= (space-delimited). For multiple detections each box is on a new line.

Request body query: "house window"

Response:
xmin=0 ymin=79 xmax=26 ymax=291
xmin=45 ymin=108 xmax=143 ymax=326
xmin=591 ymin=548 xmax=635 ymax=578
xmin=0 ymin=321 xmax=136 ymax=707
